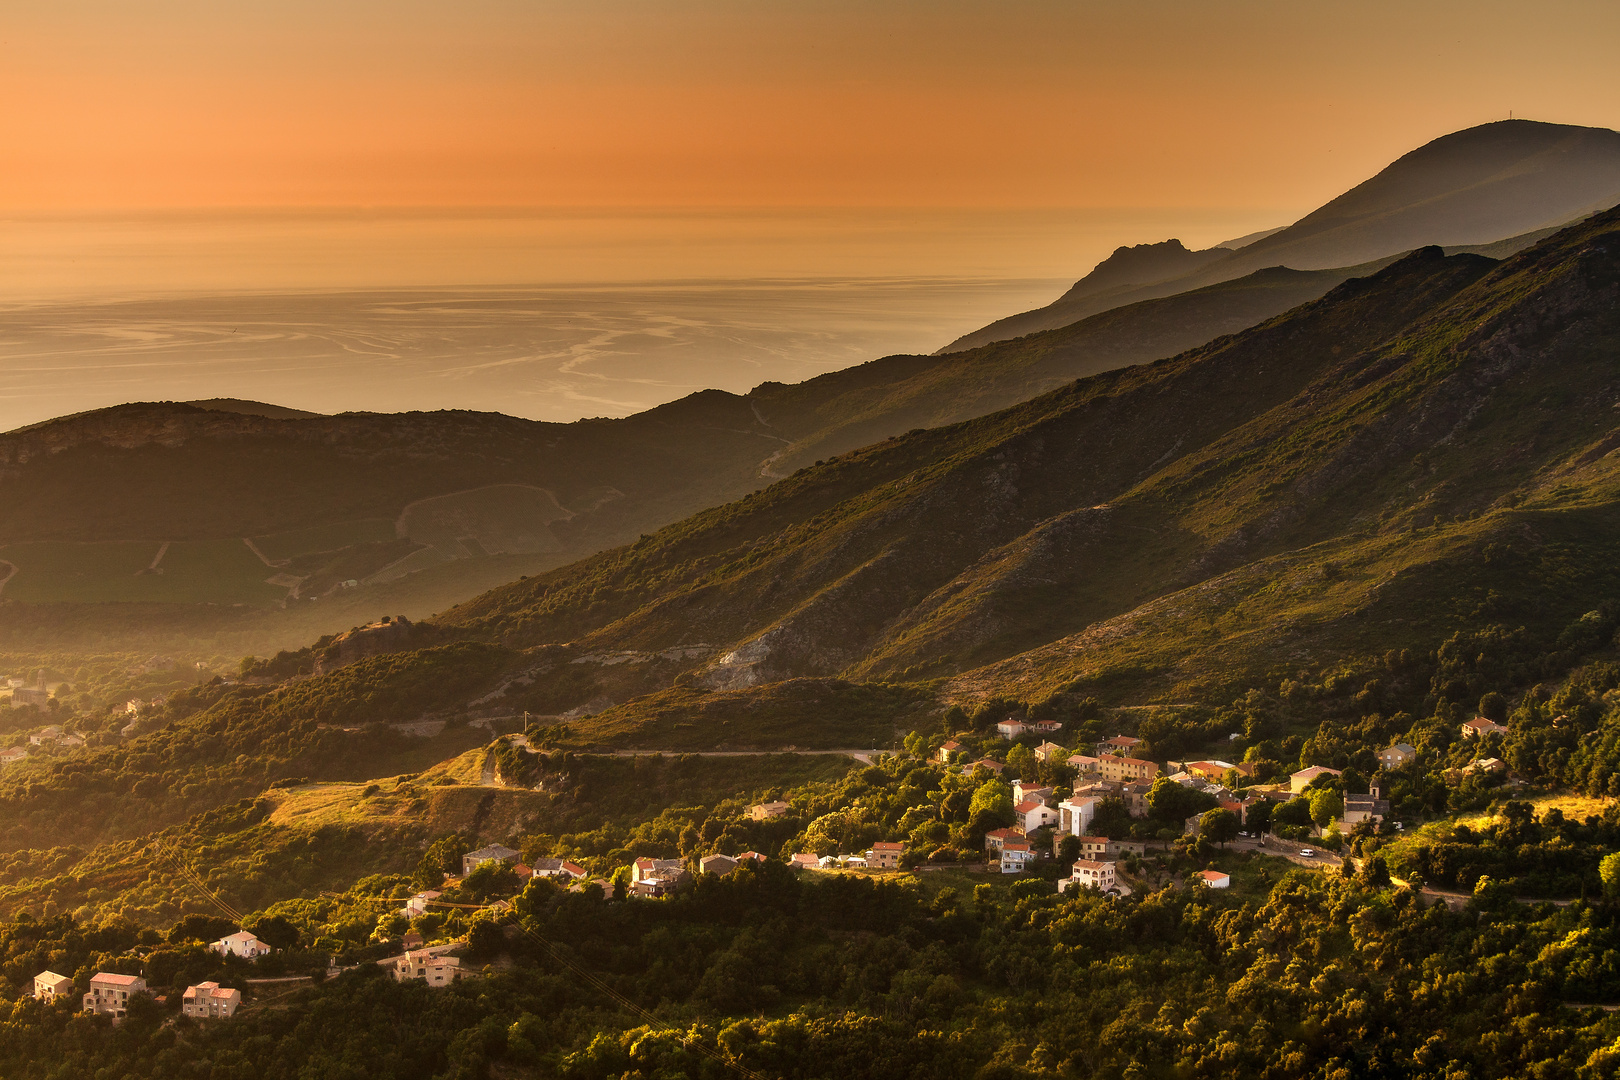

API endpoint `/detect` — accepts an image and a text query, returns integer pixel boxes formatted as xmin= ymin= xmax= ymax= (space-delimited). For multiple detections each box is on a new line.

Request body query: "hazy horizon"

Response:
xmin=0 ymin=204 xmax=1291 ymax=431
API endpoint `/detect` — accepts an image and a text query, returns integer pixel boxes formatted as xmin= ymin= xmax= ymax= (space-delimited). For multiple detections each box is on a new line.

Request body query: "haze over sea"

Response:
xmin=0 ymin=206 xmax=1286 ymax=431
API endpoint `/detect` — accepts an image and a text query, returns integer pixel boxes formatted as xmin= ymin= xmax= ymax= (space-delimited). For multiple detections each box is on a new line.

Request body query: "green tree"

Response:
xmin=1309 ymin=788 xmax=1344 ymax=828
xmin=1057 ymin=834 xmax=1081 ymax=863
xmin=1274 ymin=796 xmax=1313 ymax=829
xmin=1198 ymin=808 xmax=1240 ymax=848
xmin=1146 ymin=777 xmax=1218 ymax=825
xmin=1005 ymin=743 xmax=1035 ymax=779
xmin=1600 ymin=851 xmax=1620 ymax=900
xmin=968 ymin=779 xmax=1014 ymax=836
xmin=416 ymin=833 xmax=471 ymax=889
xmin=1245 ymin=799 xmax=1273 ymax=835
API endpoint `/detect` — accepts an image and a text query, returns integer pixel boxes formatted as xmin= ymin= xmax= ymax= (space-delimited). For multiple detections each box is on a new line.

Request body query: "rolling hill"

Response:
xmin=945 ymin=119 xmax=1620 ymax=351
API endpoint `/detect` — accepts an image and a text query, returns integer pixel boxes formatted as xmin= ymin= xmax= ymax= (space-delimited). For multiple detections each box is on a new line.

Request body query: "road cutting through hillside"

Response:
xmin=603 ymin=748 xmax=877 ymax=765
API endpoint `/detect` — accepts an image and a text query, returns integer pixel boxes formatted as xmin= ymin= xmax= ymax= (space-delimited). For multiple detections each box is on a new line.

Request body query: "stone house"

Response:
xmin=393 ymin=950 xmax=461 ymax=986
xmin=182 ymin=982 xmax=242 ymax=1019
xmin=33 ymin=971 xmax=73 ymax=1002
xmin=869 ymin=841 xmax=903 ymax=869
xmin=84 ymin=973 xmax=146 ymax=1020
xmin=461 ymin=845 xmax=520 ymax=876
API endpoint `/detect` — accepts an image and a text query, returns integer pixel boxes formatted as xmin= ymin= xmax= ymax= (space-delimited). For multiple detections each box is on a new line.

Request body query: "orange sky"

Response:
xmin=4 ymin=0 xmax=1619 ymax=213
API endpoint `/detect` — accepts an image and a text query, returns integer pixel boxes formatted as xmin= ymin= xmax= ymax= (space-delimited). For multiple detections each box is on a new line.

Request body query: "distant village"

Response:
xmin=17 ymin=699 xmax=1525 ymax=1020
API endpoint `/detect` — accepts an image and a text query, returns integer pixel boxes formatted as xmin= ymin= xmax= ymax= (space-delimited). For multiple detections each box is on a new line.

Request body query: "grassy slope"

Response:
xmin=0 ymin=751 xmax=856 ymax=924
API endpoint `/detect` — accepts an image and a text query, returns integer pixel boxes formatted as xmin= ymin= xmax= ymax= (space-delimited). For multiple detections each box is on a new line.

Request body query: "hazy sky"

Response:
xmin=4 ymin=1 xmax=1618 ymax=214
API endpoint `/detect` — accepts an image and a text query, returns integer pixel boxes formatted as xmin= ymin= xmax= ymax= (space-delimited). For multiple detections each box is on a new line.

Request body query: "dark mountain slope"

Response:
xmin=946 ymin=119 xmax=1620 ymax=352
xmin=0 ymin=390 xmax=782 ymax=547
xmin=440 ymin=205 xmax=1620 ymax=727
xmin=749 ymin=262 xmax=1381 ymax=474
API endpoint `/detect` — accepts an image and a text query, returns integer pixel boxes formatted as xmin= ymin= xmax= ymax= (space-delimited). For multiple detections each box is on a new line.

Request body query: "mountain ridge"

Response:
xmin=944 ymin=119 xmax=1620 ymax=352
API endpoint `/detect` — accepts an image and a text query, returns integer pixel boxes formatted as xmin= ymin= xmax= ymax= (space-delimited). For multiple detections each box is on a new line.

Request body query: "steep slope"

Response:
xmin=749 ymin=262 xmax=1380 ymax=474
xmin=439 ymin=204 xmax=1620 ymax=725
xmin=946 ymin=119 xmax=1620 ymax=351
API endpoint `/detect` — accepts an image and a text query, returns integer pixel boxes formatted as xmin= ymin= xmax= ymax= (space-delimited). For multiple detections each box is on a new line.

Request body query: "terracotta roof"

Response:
xmin=1014 ymin=799 xmax=1046 ymax=813
xmin=872 ymin=841 xmax=904 ymax=851
xmin=1199 ymin=870 xmax=1230 ymax=882
xmin=92 ymin=973 xmax=142 ymax=986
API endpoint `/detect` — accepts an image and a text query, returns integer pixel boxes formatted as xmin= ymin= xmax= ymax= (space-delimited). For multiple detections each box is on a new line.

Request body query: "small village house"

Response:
xmin=1068 ymin=754 xmax=1101 ymax=776
xmin=392 ymin=950 xmax=461 ymax=986
xmin=1198 ymin=870 xmax=1231 ymax=889
xmin=1097 ymin=754 xmax=1159 ymax=784
xmin=1098 ymin=735 xmax=1143 ymax=755
xmin=33 ymin=971 xmax=73 ymax=1002
xmin=461 ymin=844 xmax=520 ymax=876
xmin=1014 ymin=799 xmax=1059 ymax=833
xmin=699 ymin=854 xmax=738 ymax=876
xmin=1033 ymin=741 xmax=1066 ymax=763
xmin=0 ymin=747 xmax=29 ymax=766
xmin=1012 ymin=780 xmax=1053 ymax=805
xmin=1063 ymin=859 xmax=1118 ymax=893
xmin=1074 ymin=836 xmax=1111 ymax=860
xmin=182 ymin=982 xmax=242 ymax=1019
xmin=211 ymin=932 xmax=273 ymax=959
xmin=937 ymin=740 xmax=962 ymax=764
xmin=995 ymin=718 xmax=1028 ymax=739
xmin=1377 ymin=743 xmax=1417 ymax=770
xmin=968 ymin=759 xmax=1006 ymax=777
xmin=869 ymin=841 xmax=903 ymax=869
xmin=1461 ymin=716 xmax=1509 ymax=740
xmin=1289 ymin=766 xmax=1342 ymax=794
xmin=401 ymin=891 xmax=441 ymax=918
xmin=28 ymin=725 xmax=62 ymax=746
xmin=999 ymin=839 xmax=1036 ymax=873
xmin=1029 ymin=719 xmax=1063 ymax=735
xmin=1342 ymin=784 xmax=1391 ymax=826
xmin=1058 ymin=796 xmax=1098 ymax=836
xmin=531 ymin=858 xmax=588 ymax=881
xmin=984 ymin=827 xmax=1023 ymax=855
xmin=749 ymin=801 xmax=791 ymax=820
xmin=84 ymin=973 xmax=146 ymax=1020
xmin=789 ymin=853 xmax=821 ymax=869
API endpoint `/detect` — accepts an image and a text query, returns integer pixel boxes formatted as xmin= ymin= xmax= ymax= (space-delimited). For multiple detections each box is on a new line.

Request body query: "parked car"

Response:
xmin=1299 ymin=849 xmax=1315 ymax=858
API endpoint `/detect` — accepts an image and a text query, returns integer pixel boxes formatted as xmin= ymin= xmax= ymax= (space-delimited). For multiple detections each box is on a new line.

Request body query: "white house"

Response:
xmin=1057 ymin=796 xmax=1098 ymax=837
xmin=996 ymin=719 xmax=1028 ymax=739
xmin=1197 ymin=870 xmax=1231 ymax=889
xmin=33 ymin=971 xmax=73 ymax=1002
xmin=937 ymin=740 xmax=962 ymax=763
xmin=211 ymin=932 xmax=273 ymax=959
xmin=182 ymin=982 xmax=242 ymax=1019
xmin=401 ymin=890 xmax=442 ymax=918
xmin=1014 ymin=799 xmax=1059 ymax=833
xmin=999 ymin=840 xmax=1036 ymax=873
xmin=1062 ymin=859 xmax=1118 ymax=893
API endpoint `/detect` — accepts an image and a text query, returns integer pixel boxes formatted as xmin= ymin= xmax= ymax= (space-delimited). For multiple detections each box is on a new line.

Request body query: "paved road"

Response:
xmin=604 ymin=748 xmax=878 ymax=765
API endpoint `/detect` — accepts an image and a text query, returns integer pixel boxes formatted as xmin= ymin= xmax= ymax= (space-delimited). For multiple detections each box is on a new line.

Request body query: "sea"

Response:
xmin=0 ymin=207 xmax=1287 ymax=431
